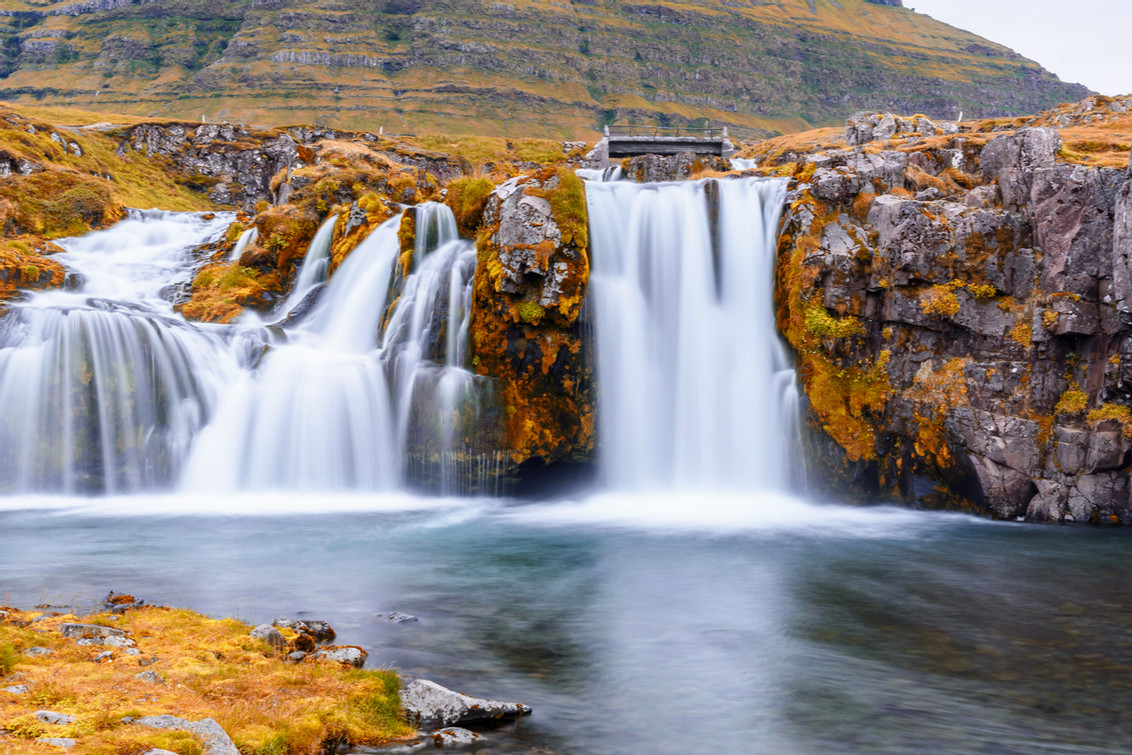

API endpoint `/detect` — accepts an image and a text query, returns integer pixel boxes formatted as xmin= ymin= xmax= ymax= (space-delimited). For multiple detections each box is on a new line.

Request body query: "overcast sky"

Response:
xmin=908 ymin=0 xmax=1132 ymax=96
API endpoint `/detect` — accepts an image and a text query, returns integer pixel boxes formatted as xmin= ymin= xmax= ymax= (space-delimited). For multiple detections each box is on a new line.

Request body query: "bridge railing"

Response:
xmin=606 ymin=125 xmax=725 ymax=139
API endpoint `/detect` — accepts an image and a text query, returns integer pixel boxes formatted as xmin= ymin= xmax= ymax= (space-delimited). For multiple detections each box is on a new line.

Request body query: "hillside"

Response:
xmin=0 ymin=0 xmax=1090 ymax=138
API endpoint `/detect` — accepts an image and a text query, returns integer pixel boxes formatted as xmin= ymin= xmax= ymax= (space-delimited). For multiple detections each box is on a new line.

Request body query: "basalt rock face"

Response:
xmin=0 ymin=0 xmax=1088 ymax=138
xmin=470 ymin=167 xmax=595 ymax=469
xmin=778 ymin=122 xmax=1132 ymax=524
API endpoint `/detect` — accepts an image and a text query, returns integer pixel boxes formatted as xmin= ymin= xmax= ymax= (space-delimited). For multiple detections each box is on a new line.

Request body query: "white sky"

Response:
xmin=908 ymin=0 xmax=1132 ymax=96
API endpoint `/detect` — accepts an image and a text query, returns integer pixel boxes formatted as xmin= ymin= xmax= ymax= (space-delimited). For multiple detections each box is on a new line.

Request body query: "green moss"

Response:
xmin=444 ymin=176 xmax=495 ymax=236
xmin=804 ymin=299 xmax=864 ymax=339
xmin=1055 ymin=385 xmax=1088 ymax=417
xmin=543 ymin=168 xmax=588 ymax=250
xmin=517 ymin=300 xmax=547 ymax=325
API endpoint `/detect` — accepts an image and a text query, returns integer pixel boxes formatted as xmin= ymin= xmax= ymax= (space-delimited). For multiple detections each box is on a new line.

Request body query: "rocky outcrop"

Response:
xmin=134 ymin=716 xmax=239 ymax=755
xmin=778 ymin=119 xmax=1132 ymax=524
xmin=470 ymin=167 xmax=595 ymax=469
xmin=399 ymin=679 xmax=532 ymax=729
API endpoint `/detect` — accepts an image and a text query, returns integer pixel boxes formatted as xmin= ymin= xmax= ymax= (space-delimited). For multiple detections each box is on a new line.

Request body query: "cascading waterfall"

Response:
xmin=227 ymin=227 xmax=259 ymax=262
xmin=276 ymin=212 xmax=337 ymax=318
xmin=0 ymin=211 xmax=239 ymax=494
xmin=583 ymin=176 xmax=800 ymax=491
xmin=182 ymin=203 xmax=506 ymax=494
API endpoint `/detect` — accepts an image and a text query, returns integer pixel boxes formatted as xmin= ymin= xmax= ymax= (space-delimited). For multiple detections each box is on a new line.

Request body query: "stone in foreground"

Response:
xmin=308 ymin=645 xmax=366 ymax=668
xmin=399 ymin=679 xmax=532 ymax=729
xmin=135 ymin=715 xmax=239 ymax=755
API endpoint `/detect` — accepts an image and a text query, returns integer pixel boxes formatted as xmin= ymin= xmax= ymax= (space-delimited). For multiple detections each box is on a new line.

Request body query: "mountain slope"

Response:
xmin=0 ymin=0 xmax=1090 ymax=137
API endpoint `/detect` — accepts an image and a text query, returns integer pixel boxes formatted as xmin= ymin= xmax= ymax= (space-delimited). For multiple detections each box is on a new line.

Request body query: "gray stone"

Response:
xmin=59 ymin=623 xmax=125 ymax=639
xmin=968 ymin=453 xmax=1035 ymax=519
xmin=308 ymin=645 xmax=366 ymax=668
xmin=124 ymin=648 xmax=141 ymax=656
xmin=400 ymin=679 xmax=532 ymax=729
xmin=141 ymin=750 xmax=180 ymax=755
xmin=385 ymin=612 xmax=420 ymax=624
xmin=35 ymin=738 xmax=76 ymax=749
xmin=4 ymin=685 xmax=29 ymax=694
xmin=1026 ymin=479 xmax=1068 ymax=523
xmin=1031 ymin=165 xmax=1124 ymax=301
xmin=873 ymin=113 xmax=897 ymax=141
xmin=1113 ymin=178 xmax=1132 ymax=314
xmin=980 ymin=127 xmax=1060 ymax=212
xmin=1086 ymin=430 xmax=1125 ymax=473
xmin=286 ymin=651 xmax=307 ymax=662
xmin=94 ymin=651 xmax=113 ymax=663
xmin=36 ymin=711 xmax=77 ymax=725
xmin=134 ymin=671 xmax=164 ymax=684
xmin=429 ymin=727 xmax=480 ymax=747
xmin=250 ymin=624 xmax=286 ymax=648
xmin=24 ymin=647 xmax=52 ymax=656
xmin=135 ymin=716 xmax=239 ymax=755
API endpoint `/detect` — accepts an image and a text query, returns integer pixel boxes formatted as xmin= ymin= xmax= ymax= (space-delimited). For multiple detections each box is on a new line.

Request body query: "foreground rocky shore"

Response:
xmin=0 ymin=595 xmax=531 ymax=753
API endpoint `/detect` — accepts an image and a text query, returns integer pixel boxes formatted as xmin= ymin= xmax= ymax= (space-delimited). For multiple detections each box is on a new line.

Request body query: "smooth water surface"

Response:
xmin=2 ymin=494 xmax=1129 ymax=755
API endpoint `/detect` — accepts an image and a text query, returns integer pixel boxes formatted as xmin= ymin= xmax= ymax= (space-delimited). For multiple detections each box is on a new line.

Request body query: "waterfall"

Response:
xmin=182 ymin=205 xmax=505 ymax=495
xmin=576 ymin=166 xmax=624 ymax=182
xmin=0 ymin=211 xmax=239 ymax=494
xmin=730 ymin=157 xmax=760 ymax=171
xmin=584 ymin=176 xmax=798 ymax=491
xmin=276 ymin=213 xmax=337 ymax=319
xmin=227 ymin=227 xmax=258 ymax=262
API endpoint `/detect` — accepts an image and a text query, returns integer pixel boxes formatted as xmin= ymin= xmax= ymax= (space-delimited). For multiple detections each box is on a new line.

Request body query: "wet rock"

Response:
xmin=307 ymin=645 xmax=366 ymax=668
xmin=250 ymin=624 xmax=287 ymax=648
xmin=400 ymin=679 xmax=533 ymax=729
xmin=286 ymin=651 xmax=308 ymax=662
xmin=384 ymin=612 xmax=420 ymax=624
xmin=1112 ymin=172 xmax=1132 ymax=314
xmin=968 ymin=453 xmax=1035 ymax=519
xmin=135 ymin=715 xmax=239 ymax=755
xmin=273 ymin=618 xmax=336 ymax=642
xmin=36 ymin=711 xmax=76 ymax=725
xmin=134 ymin=671 xmax=164 ymax=684
xmin=429 ymin=727 xmax=480 ymax=747
xmin=622 ymin=152 xmax=729 ymax=183
xmin=101 ymin=591 xmax=145 ymax=614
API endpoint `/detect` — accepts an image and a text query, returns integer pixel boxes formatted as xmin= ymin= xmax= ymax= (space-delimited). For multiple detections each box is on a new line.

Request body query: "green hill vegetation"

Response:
xmin=0 ymin=0 xmax=1089 ymax=138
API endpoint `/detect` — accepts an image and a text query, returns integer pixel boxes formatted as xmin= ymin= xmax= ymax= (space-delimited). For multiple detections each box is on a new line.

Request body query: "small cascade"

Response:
xmin=0 ymin=211 xmax=238 ymax=494
xmin=227 ymin=227 xmax=258 ymax=262
xmin=584 ymin=176 xmax=798 ymax=491
xmin=276 ymin=213 xmax=337 ymax=319
xmin=183 ymin=204 xmax=506 ymax=495
xmin=730 ymin=157 xmax=760 ymax=172
xmin=576 ymin=166 xmax=624 ymax=182
xmin=409 ymin=202 xmax=460 ymax=270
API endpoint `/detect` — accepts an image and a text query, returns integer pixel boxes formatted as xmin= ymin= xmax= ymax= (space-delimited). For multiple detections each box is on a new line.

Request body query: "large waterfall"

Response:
xmin=0 ymin=177 xmax=795 ymax=499
xmin=584 ymin=176 xmax=798 ymax=491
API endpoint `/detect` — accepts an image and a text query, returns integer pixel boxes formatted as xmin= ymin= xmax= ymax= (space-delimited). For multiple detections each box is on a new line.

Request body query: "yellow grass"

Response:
xmin=0 ymin=606 xmax=413 ymax=754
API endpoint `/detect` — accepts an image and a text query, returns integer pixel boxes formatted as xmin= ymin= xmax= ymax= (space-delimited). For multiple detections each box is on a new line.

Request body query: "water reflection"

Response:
xmin=0 ymin=499 xmax=1129 ymax=754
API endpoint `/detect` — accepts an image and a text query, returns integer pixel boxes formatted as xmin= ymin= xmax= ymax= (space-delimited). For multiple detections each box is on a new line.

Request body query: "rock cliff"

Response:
xmin=770 ymin=96 xmax=1132 ymax=523
xmin=0 ymin=0 xmax=1088 ymax=138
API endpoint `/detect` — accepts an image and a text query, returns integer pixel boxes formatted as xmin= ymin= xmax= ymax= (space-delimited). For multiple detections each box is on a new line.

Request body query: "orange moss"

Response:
xmin=178 ymin=263 xmax=281 ymax=324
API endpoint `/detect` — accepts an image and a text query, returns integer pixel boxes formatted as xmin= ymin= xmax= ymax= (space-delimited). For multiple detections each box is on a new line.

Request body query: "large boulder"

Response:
xmin=399 ymin=679 xmax=532 ymax=729
xmin=134 ymin=716 xmax=239 ymax=755
xmin=980 ymin=127 xmax=1060 ymax=212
